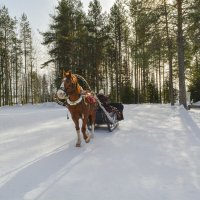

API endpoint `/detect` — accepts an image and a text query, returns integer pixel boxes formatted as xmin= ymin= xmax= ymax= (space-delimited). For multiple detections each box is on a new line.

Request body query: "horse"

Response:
xmin=57 ymin=70 xmax=97 ymax=147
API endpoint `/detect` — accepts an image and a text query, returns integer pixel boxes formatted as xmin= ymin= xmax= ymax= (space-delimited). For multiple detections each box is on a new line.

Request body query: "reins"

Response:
xmin=74 ymin=74 xmax=92 ymax=91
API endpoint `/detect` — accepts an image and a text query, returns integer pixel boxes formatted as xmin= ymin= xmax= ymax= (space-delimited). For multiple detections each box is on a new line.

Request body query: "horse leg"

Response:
xmin=72 ymin=116 xmax=81 ymax=147
xmin=90 ymin=123 xmax=95 ymax=139
xmin=76 ymin=129 xmax=81 ymax=147
xmin=81 ymin=115 xmax=90 ymax=143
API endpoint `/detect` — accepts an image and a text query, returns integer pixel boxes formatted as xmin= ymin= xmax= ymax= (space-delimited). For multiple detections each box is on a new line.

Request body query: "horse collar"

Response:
xmin=67 ymin=95 xmax=83 ymax=106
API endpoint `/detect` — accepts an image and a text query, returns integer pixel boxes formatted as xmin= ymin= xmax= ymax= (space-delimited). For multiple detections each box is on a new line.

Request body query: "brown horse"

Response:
xmin=59 ymin=71 xmax=97 ymax=147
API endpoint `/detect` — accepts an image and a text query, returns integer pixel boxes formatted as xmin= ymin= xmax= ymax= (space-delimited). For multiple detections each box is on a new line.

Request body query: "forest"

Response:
xmin=0 ymin=0 xmax=200 ymax=107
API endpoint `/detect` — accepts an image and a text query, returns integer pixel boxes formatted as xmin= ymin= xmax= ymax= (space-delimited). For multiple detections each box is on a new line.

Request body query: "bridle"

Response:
xmin=59 ymin=80 xmax=67 ymax=93
xmin=56 ymin=76 xmax=83 ymax=106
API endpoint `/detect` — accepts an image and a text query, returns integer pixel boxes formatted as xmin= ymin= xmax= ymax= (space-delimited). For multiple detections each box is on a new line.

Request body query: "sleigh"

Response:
xmin=88 ymin=102 xmax=124 ymax=132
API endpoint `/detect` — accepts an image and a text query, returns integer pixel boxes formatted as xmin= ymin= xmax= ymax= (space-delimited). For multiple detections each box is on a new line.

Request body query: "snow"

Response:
xmin=0 ymin=103 xmax=200 ymax=200
xmin=193 ymin=101 xmax=200 ymax=106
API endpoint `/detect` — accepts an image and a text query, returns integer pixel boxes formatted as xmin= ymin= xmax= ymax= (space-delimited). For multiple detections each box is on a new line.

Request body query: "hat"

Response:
xmin=99 ymin=89 xmax=104 ymax=94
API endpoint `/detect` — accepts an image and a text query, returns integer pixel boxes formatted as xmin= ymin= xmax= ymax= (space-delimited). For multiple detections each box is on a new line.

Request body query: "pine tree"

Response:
xmin=109 ymin=0 xmax=127 ymax=101
xmin=87 ymin=0 xmax=104 ymax=92
xmin=0 ymin=6 xmax=17 ymax=105
xmin=42 ymin=74 xmax=49 ymax=102
xmin=42 ymin=0 xmax=86 ymax=88
xmin=20 ymin=13 xmax=32 ymax=104
xmin=163 ymin=0 xmax=175 ymax=105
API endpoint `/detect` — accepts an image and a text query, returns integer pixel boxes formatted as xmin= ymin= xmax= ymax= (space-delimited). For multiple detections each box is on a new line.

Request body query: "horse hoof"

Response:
xmin=85 ymin=136 xmax=90 ymax=143
xmin=76 ymin=143 xmax=81 ymax=147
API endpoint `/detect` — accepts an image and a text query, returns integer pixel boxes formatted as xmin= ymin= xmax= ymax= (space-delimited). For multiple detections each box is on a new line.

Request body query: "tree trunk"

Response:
xmin=164 ymin=0 xmax=174 ymax=105
xmin=177 ymin=0 xmax=187 ymax=108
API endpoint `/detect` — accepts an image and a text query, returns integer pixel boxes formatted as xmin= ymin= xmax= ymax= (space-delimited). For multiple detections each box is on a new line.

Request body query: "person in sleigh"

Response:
xmin=97 ymin=89 xmax=124 ymax=121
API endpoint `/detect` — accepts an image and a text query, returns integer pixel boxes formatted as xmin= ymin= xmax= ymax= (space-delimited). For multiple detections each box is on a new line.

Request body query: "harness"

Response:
xmin=66 ymin=95 xmax=83 ymax=106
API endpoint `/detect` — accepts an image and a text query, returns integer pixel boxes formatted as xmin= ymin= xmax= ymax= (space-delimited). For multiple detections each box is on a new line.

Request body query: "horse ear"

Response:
xmin=68 ymin=70 xmax=72 ymax=77
xmin=64 ymin=70 xmax=72 ymax=78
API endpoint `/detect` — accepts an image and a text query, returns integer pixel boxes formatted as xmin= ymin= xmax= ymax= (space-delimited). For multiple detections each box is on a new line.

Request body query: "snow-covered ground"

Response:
xmin=0 ymin=103 xmax=200 ymax=200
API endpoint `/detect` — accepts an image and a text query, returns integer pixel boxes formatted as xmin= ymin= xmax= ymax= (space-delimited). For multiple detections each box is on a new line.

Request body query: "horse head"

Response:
xmin=62 ymin=70 xmax=79 ymax=96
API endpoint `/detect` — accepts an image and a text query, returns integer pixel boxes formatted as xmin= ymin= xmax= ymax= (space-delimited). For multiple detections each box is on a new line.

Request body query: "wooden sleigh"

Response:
xmin=88 ymin=102 xmax=124 ymax=132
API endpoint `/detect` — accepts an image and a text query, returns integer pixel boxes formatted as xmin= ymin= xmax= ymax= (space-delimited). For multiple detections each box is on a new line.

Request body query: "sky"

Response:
xmin=0 ymin=0 xmax=115 ymax=69
xmin=0 ymin=0 xmax=115 ymax=34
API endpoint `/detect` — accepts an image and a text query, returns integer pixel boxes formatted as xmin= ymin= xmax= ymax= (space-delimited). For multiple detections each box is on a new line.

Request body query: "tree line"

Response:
xmin=0 ymin=6 xmax=51 ymax=106
xmin=42 ymin=0 xmax=200 ymax=106
xmin=1 ymin=0 xmax=200 ymax=107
